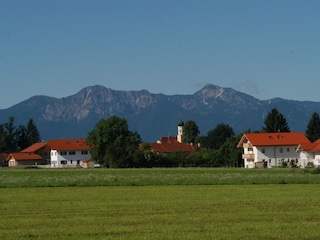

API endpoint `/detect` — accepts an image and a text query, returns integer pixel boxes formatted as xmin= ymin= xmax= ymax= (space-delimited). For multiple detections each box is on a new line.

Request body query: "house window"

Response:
xmin=287 ymin=148 xmax=290 ymax=152
xmin=69 ymin=151 xmax=75 ymax=155
xmin=262 ymin=148 xmax=265 ymax=153
xmin=279 ymin=148 xmax=283 ymax=153
xmin=60 ymin=160 xmax=67 ymax=165
xmin=81 ymin=150 xmax=88 ymax=155
xmin=60 ymin=151 xmax=67 ymax=155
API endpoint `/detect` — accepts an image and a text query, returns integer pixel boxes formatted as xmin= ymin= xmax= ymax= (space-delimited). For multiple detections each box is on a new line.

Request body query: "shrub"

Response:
xmin=311 ymin=168 xmax=320 ymax=174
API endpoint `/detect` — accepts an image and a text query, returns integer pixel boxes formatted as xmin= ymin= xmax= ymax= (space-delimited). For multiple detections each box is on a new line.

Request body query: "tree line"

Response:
xmin=86 ymin=108 xmax=320 ymax=168
xmin=1 ymin=108 xmax=320 ymax=168
xmin=0 ymin=117 xmax=40 ymax=152
xmin=86 ymin=116 xmax=244 ymax=168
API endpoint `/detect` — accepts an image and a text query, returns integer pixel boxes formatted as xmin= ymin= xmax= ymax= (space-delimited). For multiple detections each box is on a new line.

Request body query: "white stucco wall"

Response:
xmin=313 ymin=153 xmax=320 ymax=168
xmin=244 ymin=145 xmax=300 ymax=168
xmin=50 ymin=149 xmax=91 ymax=168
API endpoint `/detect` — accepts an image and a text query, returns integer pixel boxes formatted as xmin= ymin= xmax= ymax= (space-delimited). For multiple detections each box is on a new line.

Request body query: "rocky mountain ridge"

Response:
xmin=1 ymin=84 xmax=319 ymax=141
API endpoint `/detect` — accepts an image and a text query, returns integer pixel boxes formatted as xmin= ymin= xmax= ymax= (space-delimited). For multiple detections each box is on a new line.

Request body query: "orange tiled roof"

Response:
xmin=7 ymin=152 xmax=42 ymax=161
xmin=46 ymin=139 xmax=90 ymax=151
xmin=237 ymin=132 xmax=310 ymax=147
xmin=21 ymin=142 xmax=47 ymax=153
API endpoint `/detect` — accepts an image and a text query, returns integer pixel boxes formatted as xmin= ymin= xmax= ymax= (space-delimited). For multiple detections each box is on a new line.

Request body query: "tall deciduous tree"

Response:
xmin=204 ymin=123 xmax=234 ymax=149
xmin=182 ymin=120 xmax=200 ymax=144
xmin=306 ymin=112 xmax=320 ymax=142
xmin=86 ymin=116 xmax=141 ymax=168
xmin=216 ymin=134 xmax=243 ymax=167
xmin=263 ymin=108 xmax=290 ymax=132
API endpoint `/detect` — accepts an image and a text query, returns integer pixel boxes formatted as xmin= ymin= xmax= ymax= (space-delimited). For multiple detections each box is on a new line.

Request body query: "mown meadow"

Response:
xmin=1 ymin=168 xmax=320 ymax=239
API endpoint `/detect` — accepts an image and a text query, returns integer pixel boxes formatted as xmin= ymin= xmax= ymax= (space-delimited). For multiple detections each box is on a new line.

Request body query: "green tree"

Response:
xmin=306 ymin=112 xmax=320 ymax=142
xmin=86 ymin=116 xmax=141 ymax=168
xmin=204 ymin=123 xmax=235 ymax=149
xmin=0 ymin=117 xmax=17 ymax=152
xmin=26 ymin=119 xmax=40 ymax=145
xmin=0 ymin=117 xmax=41 ymax=152
xmin=217 ymin=134 xmax=243 ymax=167
xmin=167 ymin=151 xmax=189 ymax=167
xmin=263 ymin=108 xmax=290 ymax=132
xmin=182 ymin=120 xmax=200 ymax=144
xmin=16 ymin=125 xmax=29 ymax=151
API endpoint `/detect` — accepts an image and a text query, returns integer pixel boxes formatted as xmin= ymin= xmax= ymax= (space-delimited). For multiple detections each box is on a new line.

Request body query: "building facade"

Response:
xmin=47 ymin=139 xmax=91 ymax=168
xmin=237 ymin=132 xmax=312 ymax=168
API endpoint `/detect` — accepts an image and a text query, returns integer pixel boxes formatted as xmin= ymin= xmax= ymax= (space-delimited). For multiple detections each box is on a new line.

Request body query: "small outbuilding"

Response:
xmin=82 ymin=158 xmax=94 ymax=168
xmin=7 ymin=152 xmax=43 ymax=167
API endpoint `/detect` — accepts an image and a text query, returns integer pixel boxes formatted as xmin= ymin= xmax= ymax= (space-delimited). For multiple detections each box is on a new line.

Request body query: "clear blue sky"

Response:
xmin=1 ymin=0 xmax=320 ymax=109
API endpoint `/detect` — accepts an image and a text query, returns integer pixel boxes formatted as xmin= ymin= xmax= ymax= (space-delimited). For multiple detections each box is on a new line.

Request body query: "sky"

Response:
xmin=1 ymin=0 xmax=320 ymax=109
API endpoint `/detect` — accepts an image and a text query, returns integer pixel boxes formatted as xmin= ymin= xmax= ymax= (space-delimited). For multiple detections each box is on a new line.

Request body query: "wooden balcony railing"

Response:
xmin=242 ymin=153 xmax=255 ymax=159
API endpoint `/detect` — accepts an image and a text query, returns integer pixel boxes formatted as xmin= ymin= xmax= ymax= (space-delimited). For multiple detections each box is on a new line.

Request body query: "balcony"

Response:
xmin=242 ymin=153 xmax=255 ymax=159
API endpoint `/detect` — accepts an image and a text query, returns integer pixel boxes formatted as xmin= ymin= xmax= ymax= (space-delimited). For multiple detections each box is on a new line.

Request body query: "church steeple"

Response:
xmin=177 ymin=120 xmax=184 ymax=143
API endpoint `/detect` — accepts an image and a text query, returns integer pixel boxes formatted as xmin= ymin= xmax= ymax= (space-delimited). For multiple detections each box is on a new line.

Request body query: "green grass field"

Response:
xmin=1 ymin=167 xmax=320 ymax=188
xmin=1 ymin=168 xmax=320 ymax=239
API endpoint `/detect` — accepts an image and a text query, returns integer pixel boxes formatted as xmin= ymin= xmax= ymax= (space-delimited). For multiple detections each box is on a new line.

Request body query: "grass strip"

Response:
xmin=0 ymin=167 xmax=320 ymax=188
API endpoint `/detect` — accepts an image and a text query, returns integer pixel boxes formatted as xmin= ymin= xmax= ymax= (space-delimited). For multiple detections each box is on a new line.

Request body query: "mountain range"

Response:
xmin=1 ymin=84 xmax=319 ymax=142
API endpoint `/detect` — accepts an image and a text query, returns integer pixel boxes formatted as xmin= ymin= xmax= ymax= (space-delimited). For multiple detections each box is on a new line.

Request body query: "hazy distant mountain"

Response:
xmin=1 ymin=84 xmax=319 ymax=141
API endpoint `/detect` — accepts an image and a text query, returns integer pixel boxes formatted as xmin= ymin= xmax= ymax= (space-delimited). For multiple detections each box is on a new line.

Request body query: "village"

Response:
xmin=2 ymin=118 xmax=320 ymax=169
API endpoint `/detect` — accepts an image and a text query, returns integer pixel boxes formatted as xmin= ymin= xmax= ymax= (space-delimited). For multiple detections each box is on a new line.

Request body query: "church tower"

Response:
xmin=177 ymin=120 xmax=184 ymax=143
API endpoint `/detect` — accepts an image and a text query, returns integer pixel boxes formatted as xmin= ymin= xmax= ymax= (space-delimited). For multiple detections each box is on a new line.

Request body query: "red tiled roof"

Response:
xmin=299 ymin=139 xmax=320 ymax=152
xmin=83 ymin=158 xmax=92 ymax=163
xmin=158 ymin=136 xmax=177 ymax=143
xmin=7 ymin=152 xmax=42 ymax=161
xmin=46 ymin=139 xmax=90 ymax=151
xmin=237 ymin=132 xmax=310 ymax=147
xmin=147 ymin=136 xmax=197 ymax=153
xmin=21 ymin=142 xmax=47 ymax=153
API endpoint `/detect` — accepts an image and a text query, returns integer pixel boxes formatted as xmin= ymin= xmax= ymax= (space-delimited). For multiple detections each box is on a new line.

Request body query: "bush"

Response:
xmin=311 ymin=168 xmax=320 ymax=174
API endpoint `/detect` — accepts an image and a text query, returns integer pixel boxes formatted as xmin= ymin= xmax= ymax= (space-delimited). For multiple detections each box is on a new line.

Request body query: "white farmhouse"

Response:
xmin=47 ymin=139 xmax=91 ymax=168
xmin=296 ymin=140 xmax=320 ymax=168
xmin=237 ymin=132 xmax=311 ymax=168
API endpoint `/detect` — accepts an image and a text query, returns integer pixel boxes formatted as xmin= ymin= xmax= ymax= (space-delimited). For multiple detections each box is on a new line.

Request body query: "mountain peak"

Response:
xmin=1 ymin=84 xmax=319 ymax=141
xmin=195 ymin=84 xmax=236 ymax=101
